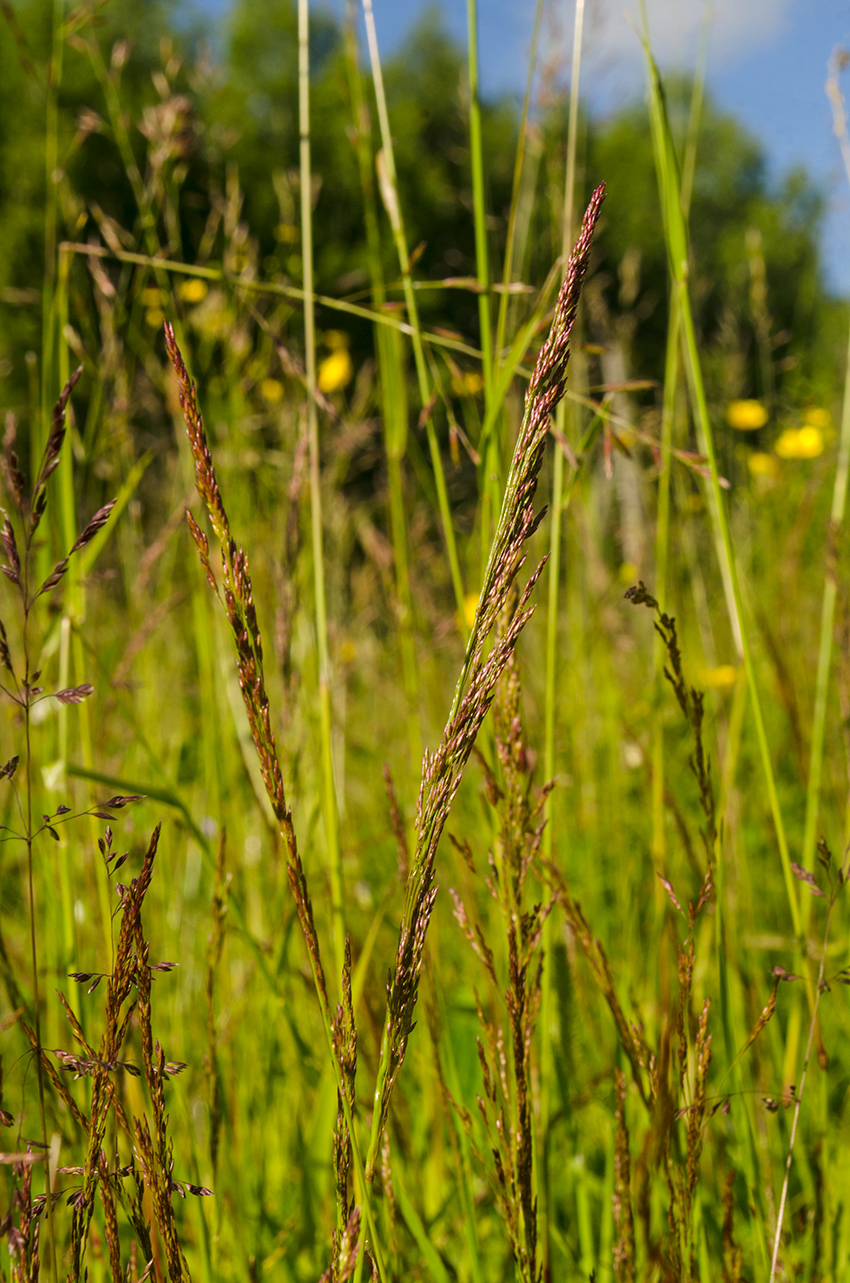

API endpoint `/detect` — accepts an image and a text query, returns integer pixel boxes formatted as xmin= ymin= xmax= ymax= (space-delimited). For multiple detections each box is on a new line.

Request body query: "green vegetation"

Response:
xmin=1 ymin=2 xmax=849 ymax=1280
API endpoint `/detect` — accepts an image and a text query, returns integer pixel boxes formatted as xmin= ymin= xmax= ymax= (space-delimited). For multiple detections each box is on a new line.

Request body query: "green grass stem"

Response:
xmin=651 ymin=22 xmax=707 ymax=881
xmin=801 ymin=314 xmax=850 ymax=893
xmin=343 ymin=8 xmax=421 ymax=771
xmin=493 ymin=0 xmax=543 ymax=378
xmin=361 ymin=0 xmax=467 ymax=627
xmin=640 ymin=26 xmax=801 ymax=940
xmin=540 ymin=2 xmax=586 ymax=1268
xmin=466 ymin=0 xmax=493 ymax=407
xmin=299 ymin=0 xmax=345 ymax=979
xmin=802 ymin=63 xmax=850 ymax=897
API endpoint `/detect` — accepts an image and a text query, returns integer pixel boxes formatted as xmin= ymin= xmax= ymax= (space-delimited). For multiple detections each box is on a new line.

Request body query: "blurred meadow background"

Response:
xmin=2 ymin=0 xmax=850 ymax=1279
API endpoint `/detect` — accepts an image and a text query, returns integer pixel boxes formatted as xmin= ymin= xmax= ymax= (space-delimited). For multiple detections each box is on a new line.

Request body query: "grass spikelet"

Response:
xmin=362 ymin=186 xmax=604 ymax=1183
xmin=165 ymin=321 xmax=329 ymax=1015
xmin=165 ymin=322 xmax=387 ymax=1279
xmin=450 ymin=653 xmax=551 ymax=1282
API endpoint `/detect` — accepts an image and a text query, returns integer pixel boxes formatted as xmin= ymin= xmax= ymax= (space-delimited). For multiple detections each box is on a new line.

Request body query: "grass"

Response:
xmin=1 ymin=4 xmax=850 ymax=1281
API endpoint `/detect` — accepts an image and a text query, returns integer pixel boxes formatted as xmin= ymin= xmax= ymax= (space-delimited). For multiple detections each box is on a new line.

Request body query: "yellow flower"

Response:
xmin=142 ymin=286 xmax=162 ymax=307
xmin=803 ymin=407 xmax=831 ymax=429
xmin=261 ymin=378 xmax=284 ymax=404
xmin=325 ymin=330 xmax=349 ymax=351
xmin=726 ymin=399 xmax=768 ymax=430
xmin=775 ymin=426 xmax=824 ymax=460
xmin=145 ymin=307 xmax=165 ymax=329
xmin=451 ymin=370 xmax=484 ymax=397
xmin=700 ymin=665 xmax=738 ymax=690
xmin=618 ymin=561 xmax=637 ymax=585
xmin=179 ymin=278 xmax=209 ymax=304
xmin=748 ymin=452 xmax=779 ymax=479
xmin=275 ymin=223 xmax=299 ymax=243
xmin=463 ymin=594 xmax=478 ymax=631
xmin=317 ymin=349 xmax=353 ymax=394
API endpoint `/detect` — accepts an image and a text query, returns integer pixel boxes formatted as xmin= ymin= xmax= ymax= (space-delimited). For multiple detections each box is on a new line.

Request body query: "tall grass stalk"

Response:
xmin=540 ymin=0 xmax=586 ymax=1266
xmin=802 ymin=55 xmax=850 ymax=894
xmin=768 ymin=852 xmax=846 ymax=1283
xmin=467 ymin=0 xmax=501 ymax=576
xmin=361 ymin=0 xmax=467 ymax=625
xmin=38 ymin=0 xmax=65 ymax=483
xmin=640 ymin=28 xmax=801 ymax=940
xmin=651 ymin=24 xmax=708 ymax=883
xmin=299 ymin=0 xmax=345 ymax=975
xmin=342 ymin=6 xmax=421 ymax=771
xmin=354 ymin=185 xmax=603 ymax=1283
xmin=466 ymin=0 xmax=493 ymax=406
xmin=493 ymin=0 xmax=543 ymax=376
xmin=37 ymin=0 xmax=70 ymax=1221
xmin=166 ymin=326 xmax=389 ymax=1282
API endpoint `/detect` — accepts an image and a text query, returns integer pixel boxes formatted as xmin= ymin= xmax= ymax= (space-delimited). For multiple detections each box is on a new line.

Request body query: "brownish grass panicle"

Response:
xmin=66 ymin=824 xmax=162 ymax=1280
xmin=625 ymin=582 xmax=717 ymax=861
xmin=164 ymin=322 xmax=330 ymax=1020
xmin=666 ymin=996 xmax=712 ymax=1280
xmin=366 ymin=184 xmax=605 ymax=1180
xmin=167 ymin=318 xmax=377 ymax=1272
xmin=383 ymin=765 xmax=409 ymax=885
xmin=5 ymin=1151 xmax=41 ymax=1283
xmin=100 ymin=1176 xmax=122 ymax=1283
xmin=0 ymin=369 xmax=115 ymax=611
xmin=17 ymin=822 xmax=203 ymax=1282
xmin=449 ymin=655 xmax=553 ymax=1283
xmin=329 ymin=936 xmax=358 ymax=1281
xmin=132 ymin=932 xmax=188 ymax=1283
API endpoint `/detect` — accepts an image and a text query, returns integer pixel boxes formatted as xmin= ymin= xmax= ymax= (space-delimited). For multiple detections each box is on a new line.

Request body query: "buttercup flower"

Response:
xmin=726 ymin=399 xmax=768 ymax=430
xmin=748 ymin=452 xmax=779 ymax=479
xmin=775 ymin=426 xmax=824 ymax=460
xmin=318 ymin=349 xmax=353 ymax=394
xmin=179 ymin=278 xmax=209 ymax=304
xmin=261 ymin=378 xmax=284 ymax=404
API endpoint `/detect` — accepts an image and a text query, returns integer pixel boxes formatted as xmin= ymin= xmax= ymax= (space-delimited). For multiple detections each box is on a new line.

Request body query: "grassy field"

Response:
xmin=1 ymin=2 xmax=850 ymax=1280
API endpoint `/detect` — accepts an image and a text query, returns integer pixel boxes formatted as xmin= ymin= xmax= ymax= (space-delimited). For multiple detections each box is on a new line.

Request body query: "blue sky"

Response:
xmin=193 ymin=0 xmax=850 ymax=295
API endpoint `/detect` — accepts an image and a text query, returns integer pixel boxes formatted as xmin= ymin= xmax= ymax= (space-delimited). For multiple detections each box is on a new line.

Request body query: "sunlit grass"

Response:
xmin=0 ymin=3 xmax=849 ymax=1281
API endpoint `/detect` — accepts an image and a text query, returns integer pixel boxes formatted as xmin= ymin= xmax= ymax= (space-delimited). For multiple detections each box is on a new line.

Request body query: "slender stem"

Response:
xmin=361 ymin=0 xmax=467 ymax=625
xmin=39 ymin=0 xmax=65 ymax=481
xmin=802 ymin=314 xmax=850 ymax=891
xmin=299 ymin=0 xmax=345 ymax=978
xmin=467 ymin=0 xmax=502 ymax=572
xmin=641 ymin=31 xmax=801 ymax=939
xmin=768 ymin=895 xmax=835 ymax=1283
xmin=35 ymin=5 xmax=64 ymax=1273
xmin=540 ymin=3 xmax=585 ymax=1268
xmin=651 ymin=11 xmax=708 ymax=879
xmin=60 ymin=239 xmax=483 ymax=359
xmin=802 ymin=61 xmax=850 ymax=896
xmin=650 ymin=287 xmax=682 ymax=883
xmin=467 ymin=0 xmax=493 ymax=403
xmin=494 ymin=0 xmax=544 ymax=374
xmin=342 ymin=4 xmax=421 ymax=771
xmin=24 ymin=617 xmax=59 ymax=1283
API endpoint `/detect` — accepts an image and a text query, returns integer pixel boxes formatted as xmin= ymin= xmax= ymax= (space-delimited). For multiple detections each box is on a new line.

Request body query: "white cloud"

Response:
xmin=549 ymin=0 xmax=793 ymax=108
